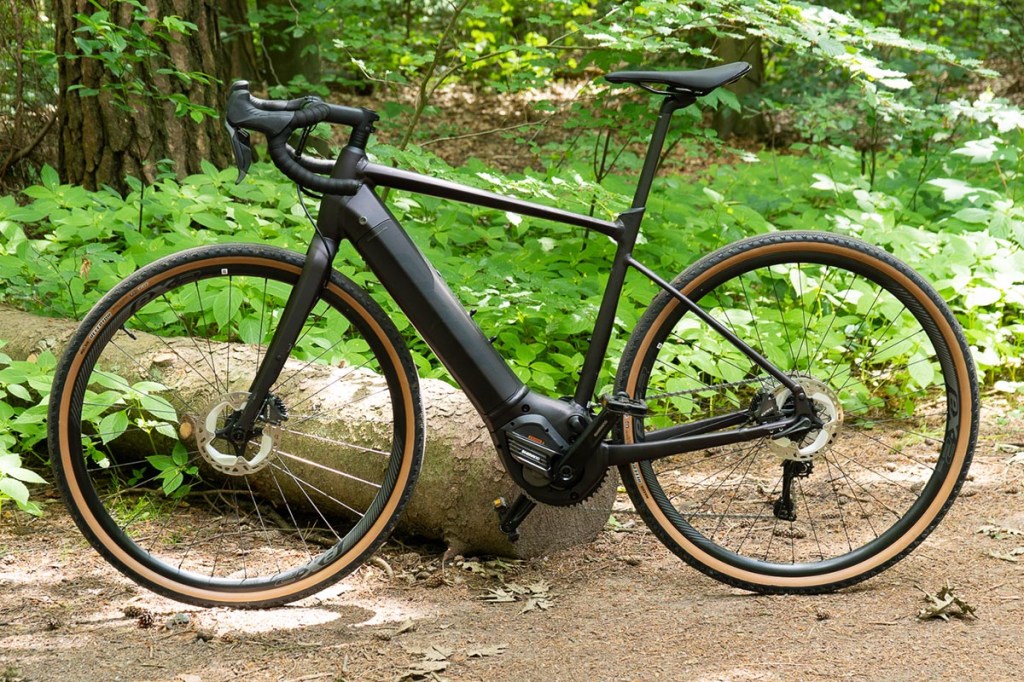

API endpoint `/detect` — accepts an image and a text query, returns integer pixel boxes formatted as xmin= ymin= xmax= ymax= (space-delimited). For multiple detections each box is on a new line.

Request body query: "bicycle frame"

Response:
xmin=239 ymin=94 xmax=811 ymax=470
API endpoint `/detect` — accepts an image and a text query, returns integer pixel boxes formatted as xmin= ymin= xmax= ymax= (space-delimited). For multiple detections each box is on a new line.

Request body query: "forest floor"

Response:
xmin=1 ymin=392 xmax=1022 ymax=682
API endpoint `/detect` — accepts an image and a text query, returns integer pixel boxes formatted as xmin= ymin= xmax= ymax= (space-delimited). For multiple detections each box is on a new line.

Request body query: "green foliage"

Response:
xmin=0 ymin=345 xmax=53 ymax=516
xmin=77 ymin=370 xmax=192 ymax=499
xmin=0 ymin=332 xmax=193 ymax=516
xmin=65 ymin=0 xmax=217 ymax=121
xmin=2 ymin=93 xmax=1022 ymax=395
xmin=257 ymin=0 xmax=593 ymax=95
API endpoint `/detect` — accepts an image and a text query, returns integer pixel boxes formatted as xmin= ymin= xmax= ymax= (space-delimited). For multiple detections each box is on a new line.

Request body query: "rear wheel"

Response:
xmin=616 ymin=231 xmax=977 ymax=593
xmin=49 ymin=243 xmax=423 ymax=607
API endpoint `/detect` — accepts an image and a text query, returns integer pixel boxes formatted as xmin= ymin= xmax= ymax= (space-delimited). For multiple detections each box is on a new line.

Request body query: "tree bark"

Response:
xmin=55 ymin=0 xmax=231 ymax=192
xmin=1 ymin=306 xmax=615 ymax=558
xmin=713 ymin=35 xmax=767 ymax=140
xmin=255 ymin=0 xmax=320 ymax=89
xmin=218 ymin=0 xmax=261 ymax=84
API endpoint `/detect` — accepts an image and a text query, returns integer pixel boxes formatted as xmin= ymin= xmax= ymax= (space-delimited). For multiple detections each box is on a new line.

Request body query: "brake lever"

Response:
xmin=226 ymin=123 xmax=253 ymax=184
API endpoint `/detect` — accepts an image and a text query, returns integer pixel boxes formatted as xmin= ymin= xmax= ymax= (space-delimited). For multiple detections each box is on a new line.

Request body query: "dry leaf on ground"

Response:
xmin=467 ymin=644 xmax=508 ymax=658
xmin=916 ymin=581 xmax=978 ymax=621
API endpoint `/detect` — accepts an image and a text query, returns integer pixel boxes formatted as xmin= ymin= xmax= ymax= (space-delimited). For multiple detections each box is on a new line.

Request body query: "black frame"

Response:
xmin=232 ymin=93 xmax=811 ymax=469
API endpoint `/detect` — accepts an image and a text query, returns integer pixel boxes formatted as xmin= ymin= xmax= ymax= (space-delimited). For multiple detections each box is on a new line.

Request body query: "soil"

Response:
xmin=1 ymin=393 xmax=1023 ymax=682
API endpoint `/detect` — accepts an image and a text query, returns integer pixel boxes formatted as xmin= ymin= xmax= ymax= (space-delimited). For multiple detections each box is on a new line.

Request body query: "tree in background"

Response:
xmin=253 ymin=0 xmax=320 ymax=89
xmin=3 ymin=0 xmax=1022 ymax=192
xmin=54 ymin=0 xmax=230 ymax=191
xmin=220 ymin=0 xmax=262 ymax=84
xmin=0 ymin=0 xmax=57 ymax=190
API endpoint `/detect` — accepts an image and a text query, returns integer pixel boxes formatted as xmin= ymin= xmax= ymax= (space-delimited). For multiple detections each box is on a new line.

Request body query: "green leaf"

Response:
xmin=212 ymin=288 xmax=235 ymax=329
xmin=171 ymin=441 xmax=188 ymax=466
xmin=6 ymin=384 xmax=32 ymax=402
xmin=98 ymin=411 xmax=129 ymax=444
xmin=908 ymin=355 xmax=936 ymax=390
xmin=140 ymin=393 xmax=177 ymax=421
xmin=40 ymin=165 xmax=60 ymax=189
xmin=146 ymin=454 xmax=175 ymax=471
xmin=0 ymin=453 xmax=19 ymax=474
xmin=192 ymin=212 xmax=230 ymax=231
xmin=0 ymin=477 xmax=30 ymax=505
xmin=131 ymin=381 xmax=167 ymax=393
xmin=6 ymin=467 xmax=46 ymax=484
xmin=161 ymin=470 xmax=184 ymax=495
xmin=964 ymin=286 xmax=1001 ymax=308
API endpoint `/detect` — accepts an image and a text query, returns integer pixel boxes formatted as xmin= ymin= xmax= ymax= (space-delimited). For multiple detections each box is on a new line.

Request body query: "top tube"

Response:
xmin=361 ymin=162 xmax=622 ymax=238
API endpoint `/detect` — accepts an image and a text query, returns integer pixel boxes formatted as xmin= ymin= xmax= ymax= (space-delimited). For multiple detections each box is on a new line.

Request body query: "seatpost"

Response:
xmin=630 ymin=94 xmax=695 ymax=210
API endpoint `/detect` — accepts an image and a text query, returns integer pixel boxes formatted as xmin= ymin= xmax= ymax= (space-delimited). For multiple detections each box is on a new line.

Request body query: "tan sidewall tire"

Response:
xmin=49 ymin=244 xmax=423 ymax=607
xmin=616 ymin=231 xmax=977 ymax=593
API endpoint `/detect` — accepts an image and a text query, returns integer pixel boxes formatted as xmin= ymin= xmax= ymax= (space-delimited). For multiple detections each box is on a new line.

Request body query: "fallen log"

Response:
xmin=0 ymin=306 xmax=616 ymax=558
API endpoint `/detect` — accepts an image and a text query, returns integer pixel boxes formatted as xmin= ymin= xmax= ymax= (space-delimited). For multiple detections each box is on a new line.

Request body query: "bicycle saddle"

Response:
xmin=605 ymin=62 xmax=751 ymax=96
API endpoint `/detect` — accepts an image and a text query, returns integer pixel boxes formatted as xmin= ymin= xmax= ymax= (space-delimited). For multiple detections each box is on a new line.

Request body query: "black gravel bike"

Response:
xmin=48 ymin=62 xmax=979 ymax=607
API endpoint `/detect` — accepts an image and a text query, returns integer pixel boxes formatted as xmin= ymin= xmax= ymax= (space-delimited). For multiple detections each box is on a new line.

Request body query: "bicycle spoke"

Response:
xmin=54 ymin=251 xmax=420 ymax=603
xmin=621 ymin=234 xmax=974 ymax=588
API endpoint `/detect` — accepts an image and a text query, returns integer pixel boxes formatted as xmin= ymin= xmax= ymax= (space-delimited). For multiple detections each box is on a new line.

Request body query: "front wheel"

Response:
xmin=615 ymin=231 xmax=978 ymax=593
xmin=48 ymin=244 xmax=424 ymax=607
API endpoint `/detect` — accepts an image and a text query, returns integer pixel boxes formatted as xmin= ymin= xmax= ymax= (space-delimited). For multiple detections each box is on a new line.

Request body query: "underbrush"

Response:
xmin=0 ymin=100 xmax=1021 ymax=513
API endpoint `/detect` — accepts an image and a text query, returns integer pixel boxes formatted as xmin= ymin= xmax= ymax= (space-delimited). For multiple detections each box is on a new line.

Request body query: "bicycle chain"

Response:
xmin=577 ymin=377 xmax=769 ymax=519
xmin=644 ymin=376 xmax=766 ymax=401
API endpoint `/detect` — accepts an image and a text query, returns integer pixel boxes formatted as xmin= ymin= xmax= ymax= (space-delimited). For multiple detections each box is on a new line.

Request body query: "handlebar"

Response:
xmin=225 ymin=80 xmax=378 ymax=195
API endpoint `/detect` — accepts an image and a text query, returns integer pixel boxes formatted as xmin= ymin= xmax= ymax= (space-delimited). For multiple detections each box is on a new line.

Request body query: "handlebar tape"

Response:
xmin=226 ymin=81 xmax=371 ymax=195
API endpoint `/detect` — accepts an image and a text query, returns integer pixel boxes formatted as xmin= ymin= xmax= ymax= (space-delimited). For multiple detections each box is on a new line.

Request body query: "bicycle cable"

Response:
xmin=296 ymin=182 xmax=323 ymax=237
xmin=289 ymin=124 xmax=333 ymax=248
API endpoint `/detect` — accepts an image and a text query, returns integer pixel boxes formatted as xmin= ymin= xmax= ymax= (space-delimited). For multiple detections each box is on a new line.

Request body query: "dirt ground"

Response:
xmin=1 ymin=393 xmax=1022 ymax=682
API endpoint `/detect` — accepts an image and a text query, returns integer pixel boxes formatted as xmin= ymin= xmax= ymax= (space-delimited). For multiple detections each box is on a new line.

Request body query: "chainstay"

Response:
xmin=576 ymin=379 xmax=769 ymax=518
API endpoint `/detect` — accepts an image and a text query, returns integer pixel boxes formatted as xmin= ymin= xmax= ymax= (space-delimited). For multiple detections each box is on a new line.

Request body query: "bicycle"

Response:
xmin=48 ymin=61 xmax=979 ymax=608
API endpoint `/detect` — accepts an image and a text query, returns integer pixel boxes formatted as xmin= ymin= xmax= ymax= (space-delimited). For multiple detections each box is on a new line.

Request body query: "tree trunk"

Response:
xmin=1 ymin=306 xmax=615 ymax=558
xmin=217 ymin=0 xmax=261 ymax=84
xmin=713 ymin=35 xmax=767 ymax=140
xmin=255 ymin=0 xmax=320 ymax=89
xmin=55 ymin=0 xmax=231 ymax=192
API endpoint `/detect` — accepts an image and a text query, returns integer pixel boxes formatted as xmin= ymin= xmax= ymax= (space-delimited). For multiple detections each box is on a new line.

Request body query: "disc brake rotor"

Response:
xmin=767 ymin=376 xmax=843 ymax=462
xmin=193 ymin=392 xmax=278 ymax=476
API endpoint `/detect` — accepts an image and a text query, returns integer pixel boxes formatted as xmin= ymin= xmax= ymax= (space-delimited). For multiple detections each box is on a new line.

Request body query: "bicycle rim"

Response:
xmin=49 ymin=244 xmax=422 ymax=606
xmin=617 ymin=232 xmax=976 ymax=592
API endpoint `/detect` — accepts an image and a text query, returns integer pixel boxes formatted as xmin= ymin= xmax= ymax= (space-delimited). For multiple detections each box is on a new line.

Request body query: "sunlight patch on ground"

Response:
xmin=199 ymin=605 xmax=347 ymax=634
xmin=347 ymin=596 xmax=430 ymax=627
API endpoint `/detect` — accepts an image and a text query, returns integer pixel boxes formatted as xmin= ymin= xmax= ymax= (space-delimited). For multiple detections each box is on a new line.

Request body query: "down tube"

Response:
xmin=335 ymin=185 xmax=527 ymax=425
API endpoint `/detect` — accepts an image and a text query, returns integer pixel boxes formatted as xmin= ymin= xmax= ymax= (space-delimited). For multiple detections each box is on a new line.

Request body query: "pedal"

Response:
xmin=493 ymin=494 xmax=537 ymax=543
xmin=600 ymin=392 xmax=648 ymax=417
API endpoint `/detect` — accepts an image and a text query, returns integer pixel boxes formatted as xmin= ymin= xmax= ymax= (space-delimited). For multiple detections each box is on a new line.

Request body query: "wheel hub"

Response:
xmin=193 ymin=392 xmax=280 ymax=476
xmin=768 ymin=376 xmax=843 ymax=462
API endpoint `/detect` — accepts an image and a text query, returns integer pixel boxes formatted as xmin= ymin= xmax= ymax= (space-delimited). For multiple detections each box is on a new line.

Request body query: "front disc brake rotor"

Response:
xmin=193 ymin=392 xmax=278 ymax=476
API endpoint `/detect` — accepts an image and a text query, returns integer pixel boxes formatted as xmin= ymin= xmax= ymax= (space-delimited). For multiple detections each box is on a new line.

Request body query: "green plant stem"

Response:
xmin=393 ymin=0 xmax=470 ymax=155
xmin=380 ymin=0 xmax=469 ymax=203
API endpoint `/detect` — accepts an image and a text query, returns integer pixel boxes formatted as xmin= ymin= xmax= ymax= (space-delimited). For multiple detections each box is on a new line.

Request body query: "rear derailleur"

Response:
xmin=773 ymin=459 xmax=813 ymax=522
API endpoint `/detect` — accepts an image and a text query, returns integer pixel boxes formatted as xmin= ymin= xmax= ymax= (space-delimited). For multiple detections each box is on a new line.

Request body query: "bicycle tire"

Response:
xmin=615 ymin=231 xmax=978 ymax=593
xmin=48 ymin=243 xmax=424 ymax=607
